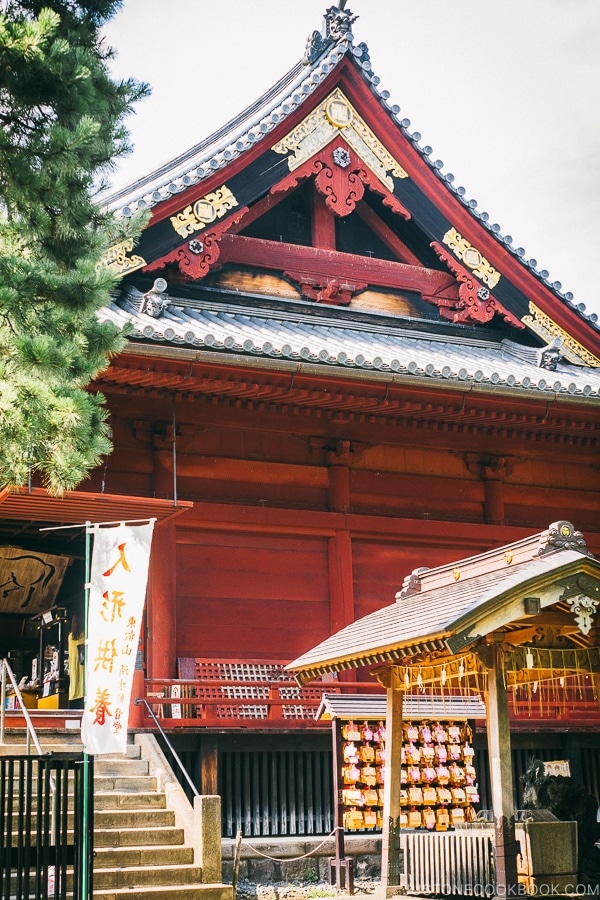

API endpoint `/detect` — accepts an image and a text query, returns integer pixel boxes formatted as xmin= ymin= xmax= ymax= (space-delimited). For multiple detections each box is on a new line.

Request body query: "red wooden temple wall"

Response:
xmin=84 ymin=392 xmax=599 ymax=718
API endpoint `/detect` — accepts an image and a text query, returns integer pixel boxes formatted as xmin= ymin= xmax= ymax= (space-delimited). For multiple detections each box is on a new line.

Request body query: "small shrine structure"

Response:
xmin=287 ymin=521 xmax=600 ymax=893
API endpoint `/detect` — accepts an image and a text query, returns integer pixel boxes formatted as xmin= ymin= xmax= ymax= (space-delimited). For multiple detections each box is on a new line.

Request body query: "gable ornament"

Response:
xmin=566 ymin=595 xmax=598 ymax=636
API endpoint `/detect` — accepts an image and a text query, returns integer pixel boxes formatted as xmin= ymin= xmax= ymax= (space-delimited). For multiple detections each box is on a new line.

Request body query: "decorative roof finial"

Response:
xmin=304 ymin=6 xmax=357 ymax=64
xmin=324 ymin=5 xmax=358 ymax=40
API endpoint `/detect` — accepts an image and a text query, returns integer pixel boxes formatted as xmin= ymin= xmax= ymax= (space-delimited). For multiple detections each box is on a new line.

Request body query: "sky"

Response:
xmin=102 ymin=0 xmax=600 ymax=318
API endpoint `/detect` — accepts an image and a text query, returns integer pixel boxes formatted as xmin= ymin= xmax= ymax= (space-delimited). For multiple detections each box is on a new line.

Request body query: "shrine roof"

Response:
xmin=286 ymin=522 xmax=600 ymax=683
xmin=315 ymin=693 xmax=486 ymax=721
xmin=102 ymin=8 xmax=598 ymax=335
xmin=100 ymin=289 xmax=600 ymax=399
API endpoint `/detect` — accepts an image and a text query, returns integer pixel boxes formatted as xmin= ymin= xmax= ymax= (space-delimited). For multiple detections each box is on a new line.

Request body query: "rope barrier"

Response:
xmin=240 ymin=827 xmax=338 ymax=861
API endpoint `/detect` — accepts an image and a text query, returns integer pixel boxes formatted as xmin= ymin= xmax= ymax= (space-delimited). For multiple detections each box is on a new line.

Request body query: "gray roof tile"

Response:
xmin=102 ymin=293 xmax=600 ymax=397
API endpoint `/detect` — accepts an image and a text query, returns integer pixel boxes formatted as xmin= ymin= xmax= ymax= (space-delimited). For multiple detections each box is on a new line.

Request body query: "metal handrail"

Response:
xmin=135 ymin=697 xmax=200 ymax=797
xmin=0 ymin=657 xmax=44 ymax=755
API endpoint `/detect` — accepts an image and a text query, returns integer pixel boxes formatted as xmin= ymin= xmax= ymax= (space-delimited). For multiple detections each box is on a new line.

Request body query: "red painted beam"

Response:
xmin=219 ymin=232 xmax=456 ymax=297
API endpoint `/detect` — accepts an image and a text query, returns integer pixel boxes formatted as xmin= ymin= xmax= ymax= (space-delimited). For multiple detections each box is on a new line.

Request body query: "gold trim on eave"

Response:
xmin=522 ymin=303 xmax=600 ymax=368
xmin=170 ymin=185 xmax=239 ymax=239
xmin=272 ymin=88 xmax=408 ymax=191
xmin=442 ymin=228 xmax=500 ymax=289
xmin=98 ymin=239 xmax=146 ymax=276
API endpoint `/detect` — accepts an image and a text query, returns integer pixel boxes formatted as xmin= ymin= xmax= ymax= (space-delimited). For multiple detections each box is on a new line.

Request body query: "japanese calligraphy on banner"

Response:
xmin=81 ymin=521 xmax=155 ymax=755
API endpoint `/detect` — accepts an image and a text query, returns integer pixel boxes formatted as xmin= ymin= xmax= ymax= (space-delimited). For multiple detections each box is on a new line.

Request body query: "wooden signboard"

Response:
xmin=0 ymin=547 xmax=71 ymax=615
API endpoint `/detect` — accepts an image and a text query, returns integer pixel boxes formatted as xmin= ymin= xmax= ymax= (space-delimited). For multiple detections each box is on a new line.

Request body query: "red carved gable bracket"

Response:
xmin=145 ymin=207 xmax=249 ymax=281
xmin=427 ymin=242 xmax=524 ymax=328
xmin=273 ymin=140 xmax=411 ymax=220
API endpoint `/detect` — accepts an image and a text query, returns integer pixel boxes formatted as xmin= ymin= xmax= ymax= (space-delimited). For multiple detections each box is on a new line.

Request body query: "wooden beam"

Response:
xmin=218 ymin=233 xmax=456 ymax=296
xmin=355 ymin=201 xmax=422 ymax=267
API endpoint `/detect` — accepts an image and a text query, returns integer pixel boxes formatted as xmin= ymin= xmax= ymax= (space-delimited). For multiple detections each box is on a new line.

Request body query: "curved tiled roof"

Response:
xmin=100 ymin=291 xmax=600 ymax=398
xmin=102 ymin=9 xmax=598 ymax=334
xmin=286 ymin=547 xmax=599 ymax=681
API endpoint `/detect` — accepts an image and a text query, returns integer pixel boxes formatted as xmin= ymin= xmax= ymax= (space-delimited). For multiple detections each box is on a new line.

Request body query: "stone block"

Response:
xmin=279 ymin=857 xmax=320 ymax=882
xmin=516 ymin=821 xmax=578 ymax=875
xmin=247 ymin=857 xmax=280 ymax=882
xmin=355 ymin=854 xmax=381 ymax=879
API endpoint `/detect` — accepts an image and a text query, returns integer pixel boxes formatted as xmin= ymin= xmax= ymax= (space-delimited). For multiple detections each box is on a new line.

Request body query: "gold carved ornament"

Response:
xmin=170 ymin=185 xmax=239 ymax=239
xmin=441 ymin=228 xmax=500 ymax=289
xmin=272 ymin=87 xmax=408 ymax=192
xmin=98 ymin=238 xmax=146 ymax=276
xmin=522 ymin=302 xmax=600 ymax=368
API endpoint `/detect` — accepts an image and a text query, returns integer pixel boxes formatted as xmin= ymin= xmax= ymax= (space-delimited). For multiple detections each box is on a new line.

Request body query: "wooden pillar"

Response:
xmin=381 ymin=668 xmax=403 ymax=897
xmin=483 ymin=642 xmax=519 ymax=896
xmin=464 ymin=455 xmax=513 ymax=526
xmin=483 ymin=478 xmax=505 ymax=527
xmin=328 ymin=531 xmax=356 ymax=683
xmin=328 ymin=531 xmax=354 ymax=634
xmin=200 ymin=735 xmax=219 ymax=795
xmin=147 ymin=519 xmax=177 ymax=680
xmin=152 ymin=447 xmax=175 ymax=500
xmin=327 ymin=464 xmax=350 ymax=513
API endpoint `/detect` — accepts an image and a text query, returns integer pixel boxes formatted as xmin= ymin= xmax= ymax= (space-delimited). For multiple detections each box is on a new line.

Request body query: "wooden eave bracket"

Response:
xmin=426 ymin=242 xmax=524 ymax=328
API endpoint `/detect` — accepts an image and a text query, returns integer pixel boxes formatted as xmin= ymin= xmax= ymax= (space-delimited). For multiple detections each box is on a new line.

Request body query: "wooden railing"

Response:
xmin=140 ymin=658 xmax=352 ymax=728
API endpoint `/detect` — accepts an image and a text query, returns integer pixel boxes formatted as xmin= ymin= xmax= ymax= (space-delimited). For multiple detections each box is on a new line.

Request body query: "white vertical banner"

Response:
xmin=81 ymin=520 xmax=155 ymax=755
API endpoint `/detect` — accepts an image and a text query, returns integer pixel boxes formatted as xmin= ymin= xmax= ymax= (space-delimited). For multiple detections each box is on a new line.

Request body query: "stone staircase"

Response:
xmin=1 ymin=730 xmax=232 ymax=900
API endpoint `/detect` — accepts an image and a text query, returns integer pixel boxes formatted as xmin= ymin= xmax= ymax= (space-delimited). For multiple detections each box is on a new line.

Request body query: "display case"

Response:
xmin=35 ymin=607 xmax=68 ymax=708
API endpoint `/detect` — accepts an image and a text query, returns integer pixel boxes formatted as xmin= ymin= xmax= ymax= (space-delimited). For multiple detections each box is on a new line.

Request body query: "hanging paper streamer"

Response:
xmin=81 ymin=521 xmax=155 ymax=755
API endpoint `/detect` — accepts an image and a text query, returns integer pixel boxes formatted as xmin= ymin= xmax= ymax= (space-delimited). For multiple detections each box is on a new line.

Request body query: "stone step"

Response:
xmin=95 ymin=826 xmax=185 ymax=848
xmin=9 ymin=789 xmax=166 ymax=815
xmin=6 ymin=765 xmax=151 ymax=793
xmin=94 ymin=757 xmax=149 ymax=776
xmin=1 ymin=743 xmax=141 ymax=759
xmin=95 ymin=808 xmax=175 ymax=829
xmin=94 ymin=844 xmax=194 ymax=868
xmin=94 ymin=774 xmax=157 ymax=791
xmin=94 ymin=790 xmax=166 ymax=810
xmin=10 ymin=825 xmax=185 ymax=847
xmin=93 ymin=863 xmax=203 ymax=890
xmin=7 ymin=781 xmax=160 ymax=810
xmin=93 ymin=884 xmax=233 ymax=900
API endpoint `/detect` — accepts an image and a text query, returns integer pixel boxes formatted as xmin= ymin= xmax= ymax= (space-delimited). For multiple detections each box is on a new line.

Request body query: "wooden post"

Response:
xmin=200 ymin=735 xmax=219 ymax=796
xmin=328 ymin=718 xmax=353 ymax=892
xmin=381 ymin=667 xmax=403 ymax=897
xmin=147 ymin=519 xmax=177 ymax=680
xmin=328 ymin=532 xmax=355 ymax=634
xmin=482 ymin=642 xmax=519 ymax=896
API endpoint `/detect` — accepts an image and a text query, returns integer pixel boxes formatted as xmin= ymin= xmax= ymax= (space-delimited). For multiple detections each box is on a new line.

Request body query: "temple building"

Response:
xmin=1 ymin=4 xmax=598 ymax=845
